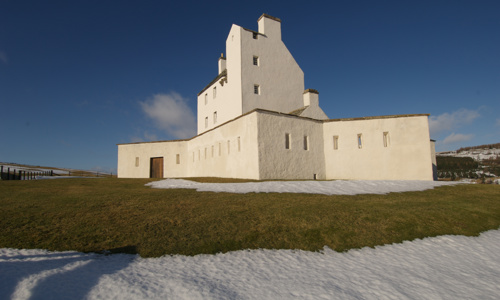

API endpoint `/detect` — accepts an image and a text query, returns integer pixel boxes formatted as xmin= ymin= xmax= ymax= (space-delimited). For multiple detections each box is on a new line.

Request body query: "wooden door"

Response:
xmin=150 ymin=157 xmax=164 ymax=178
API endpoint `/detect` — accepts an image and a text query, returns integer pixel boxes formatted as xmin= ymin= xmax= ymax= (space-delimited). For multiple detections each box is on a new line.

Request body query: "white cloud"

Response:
xmin=140 ymin=92 xmax=196 ymax=139
xmin=0 ymin=51 xmax=7 ymax=64
xmin=442 ymin=133 xmax=474 ymax=145
xmin=130 ymin=131 xmax=158 ymax=143
xmin=429 ymin=108 xmax=480 ymax=136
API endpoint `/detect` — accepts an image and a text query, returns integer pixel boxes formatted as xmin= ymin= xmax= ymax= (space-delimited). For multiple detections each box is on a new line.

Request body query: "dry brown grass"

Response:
xmin=0 ymin=178 xmax=499 ymax=257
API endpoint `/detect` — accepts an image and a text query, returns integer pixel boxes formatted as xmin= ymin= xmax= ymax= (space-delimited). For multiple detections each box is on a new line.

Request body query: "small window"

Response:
xmin=254 ymin=84 xmax=260 ymax=95
xmin=253 ymin=32 xmax=258 ymax=39
xmin=304 ymin=136 xmax=309 ymax=150
xmin=213 ymin=86 xmax=216 ymax=98
xmin=205 ymin=117 xmax=208 ymax=128
xmin=205 ymin=93 xmax=208 ymax=105
xmin=238 ymin=136 xmax=241 ymax=152
xmin=213 ymin=111 xmax=217 ymax=124
xmin=383 ymin=132 xmax=390 ymax=147
xmin=285 ymin=133 xmax=291 ymax=149
xmin=357 ymin=134 xmax=363 ymax=149
xmin=333 ymin=136 xmax=339 ymax=150
xmin=135 ymin=157 xmax=139 ymax=167
xmin=176 ymin=154 xmax=180 ymax=164
xmin=227 ymin=140 xmax=231 ymax=154
xmin=219 ymin=142 xmax=222 ymax=156
xmin=253 ymin=56 xmax=259 ymax=66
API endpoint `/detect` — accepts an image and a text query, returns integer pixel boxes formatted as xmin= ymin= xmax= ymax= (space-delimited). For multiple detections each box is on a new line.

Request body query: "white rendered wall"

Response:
xmin=117 ymin=140 xmax=188 ymax=178
xmin=301 ymin=92 xmax=328 ymax=120
xmin=257 ymin=111 xmax=325 ymax=180
xmin=240 ymin=22 xmax=304 ymax=115
xmin=197 ymin=25 xmax=243 ymax=135
xmin=119 ymin=112 xmax=260 ymax=180
xmin=197 ymin=16 xmax=306 ymax=135
xmin=187 ymin=112 xmax=260 ymax=179
xmin=323 ymin=115 xmax=434 ymax=181
xmin=430 ymin=140 xmax=437 ymax=180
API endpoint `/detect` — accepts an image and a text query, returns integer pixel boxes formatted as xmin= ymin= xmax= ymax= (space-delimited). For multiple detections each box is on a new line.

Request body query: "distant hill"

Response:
xmin=437 ymin=143 xmax=500 ymax=180
xmin=438 ymin=143 xmax=500 ymax=161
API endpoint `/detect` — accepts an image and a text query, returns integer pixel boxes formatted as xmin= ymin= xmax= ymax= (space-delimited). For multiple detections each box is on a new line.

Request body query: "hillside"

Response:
xmin=437 ymin=143 xmax=500 ymax=180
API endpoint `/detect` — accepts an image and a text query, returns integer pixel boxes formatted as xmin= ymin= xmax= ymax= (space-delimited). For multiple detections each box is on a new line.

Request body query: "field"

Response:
xmin=0 ymin=178 xmax=499 ymax=257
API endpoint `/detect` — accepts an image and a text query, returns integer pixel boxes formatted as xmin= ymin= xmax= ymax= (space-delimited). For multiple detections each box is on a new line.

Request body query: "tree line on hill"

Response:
xmin=436 ymin=156 xmax=499 ymax=181
xmin=457 ymin=143 xmax=500 ymax=153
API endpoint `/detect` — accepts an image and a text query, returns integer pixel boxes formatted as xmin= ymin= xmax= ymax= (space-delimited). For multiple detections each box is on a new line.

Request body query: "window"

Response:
xmin=285 ymin=133 xmax=291 ymax=149
xmin=135 ymin=157 xmax=139 ymax=167
xmin=333 ymin=136 xmax=339 ymax=150
xmin=205 ymin=117 xmax=208 ymax=128
xmin=205 ymin=93 xmax=208 ymax=105
xmin=238 ymin=136 xmax=241 ymax=152
xmin=227 ymin=140 xmax=231 ymax=154
xmin=304 ymin=136 xmax=309 ymax=150
xmin=253 ymin=56 xmax=259 ymax=66
xmin=383 ymin=132 xmax=390 ymax=147
xmin=213 ymin=86 xmax=216 ymax=98
xmin=219 ymin=142 xmax=222 ymax=156
xmin=254 ymin=84 xmax=260 ymax=95
xmin=253 ymin=32 xmax=258 ymax=39
xmin=213 ymin=111 xmax=217 ymax=124
xmin=176 ymin=154 xmax=180 ymax=164
xmin=357 ymin=134 xmax=363 ymax=149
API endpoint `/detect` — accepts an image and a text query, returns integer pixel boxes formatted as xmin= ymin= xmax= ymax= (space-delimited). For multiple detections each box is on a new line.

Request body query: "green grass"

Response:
xmin=0 ymin=178 xmax=499 ymax=257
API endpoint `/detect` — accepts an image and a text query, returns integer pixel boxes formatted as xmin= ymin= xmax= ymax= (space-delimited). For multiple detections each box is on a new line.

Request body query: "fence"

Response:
xmin=1 ymin=165 xmax=115 ymax=180
xmin=1 ymin=166 xmax=54 ymax=180
xmin=66 ymin=170 xmax=115 ymax=178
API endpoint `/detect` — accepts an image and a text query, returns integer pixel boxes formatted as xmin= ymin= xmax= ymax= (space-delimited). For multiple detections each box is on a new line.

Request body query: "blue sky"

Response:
xmin=1 ymin=0 xmax=499 ymax=173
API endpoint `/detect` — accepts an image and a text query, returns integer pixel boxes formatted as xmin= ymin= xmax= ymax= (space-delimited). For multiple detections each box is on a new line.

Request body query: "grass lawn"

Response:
xmin=0 ymin=178 xmax=499 ymax=257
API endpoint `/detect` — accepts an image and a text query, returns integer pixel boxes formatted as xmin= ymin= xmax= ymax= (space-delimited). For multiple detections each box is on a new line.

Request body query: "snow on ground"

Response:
xmin=1 ymin=230 xmax=499 ymax=300
xmin=146 ymin=179 xmax=461 ymax=195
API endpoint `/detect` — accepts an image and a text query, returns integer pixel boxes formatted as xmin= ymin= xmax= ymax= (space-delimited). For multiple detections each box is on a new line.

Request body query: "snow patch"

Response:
xmin=146 ymin=179 xmax=461 ymax=195
xmin=1 ymin=230 xmax=499 ymax=299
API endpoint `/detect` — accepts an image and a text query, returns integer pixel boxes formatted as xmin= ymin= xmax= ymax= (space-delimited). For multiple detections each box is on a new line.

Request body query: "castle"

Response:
xmin=117 ymin=14 xmax=437 ymax=181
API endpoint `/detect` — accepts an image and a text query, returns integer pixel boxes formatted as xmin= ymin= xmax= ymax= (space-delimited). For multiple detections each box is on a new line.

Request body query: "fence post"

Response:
xmin=1 ymin=166 xmax=3 ymax=179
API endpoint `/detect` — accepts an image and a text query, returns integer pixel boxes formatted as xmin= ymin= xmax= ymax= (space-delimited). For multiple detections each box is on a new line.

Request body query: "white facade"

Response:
xmin=118 ymin=14 xmax=436 ymax=181
xmin=197 ymin=14 xmax=313 ymax=135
